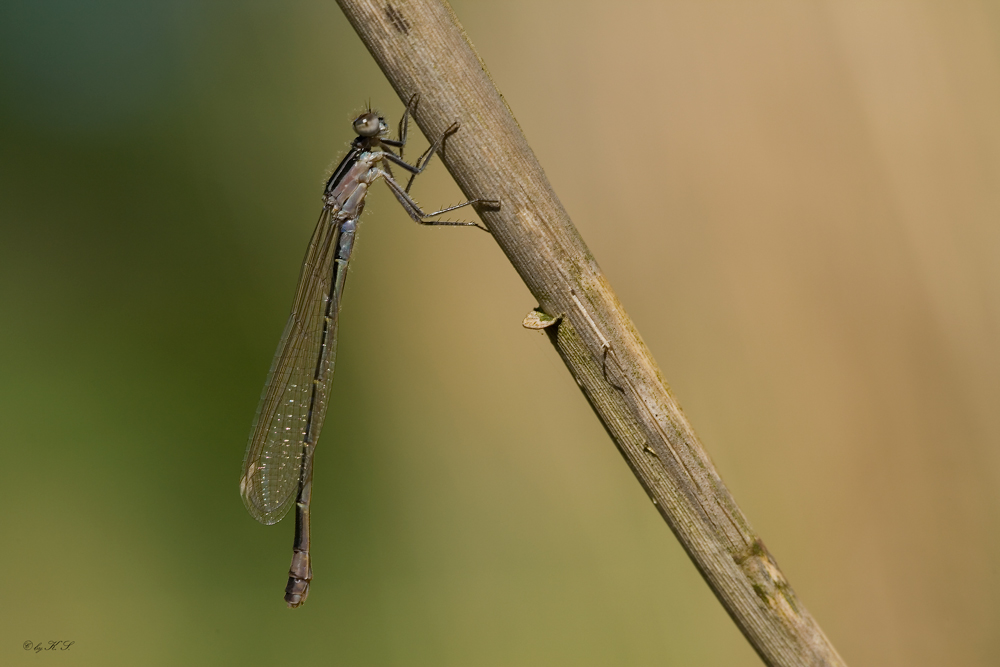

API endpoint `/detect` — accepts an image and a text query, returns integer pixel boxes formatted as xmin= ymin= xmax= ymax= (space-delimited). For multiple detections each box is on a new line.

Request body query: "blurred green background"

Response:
xmin=2 ymin=1 xmax=999 ymax=665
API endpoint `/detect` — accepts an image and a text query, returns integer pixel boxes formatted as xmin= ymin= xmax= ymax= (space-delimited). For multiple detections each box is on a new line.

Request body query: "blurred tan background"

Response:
xmin=1 ymin=1 xmax=998 ymax=665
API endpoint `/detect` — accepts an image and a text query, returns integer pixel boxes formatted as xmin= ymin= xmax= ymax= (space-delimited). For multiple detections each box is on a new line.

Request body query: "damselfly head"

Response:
xmin=353 ymin=112 xmax=388 ymax=138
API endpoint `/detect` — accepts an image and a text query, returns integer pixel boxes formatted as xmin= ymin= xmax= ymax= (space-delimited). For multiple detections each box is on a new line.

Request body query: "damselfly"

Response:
xmin=240 ymin=96 xmax=497 ymax=607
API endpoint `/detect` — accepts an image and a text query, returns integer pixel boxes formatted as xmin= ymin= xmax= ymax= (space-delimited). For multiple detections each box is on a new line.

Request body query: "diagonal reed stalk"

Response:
xmin=335 ymin=1 xmax=846 ymax=665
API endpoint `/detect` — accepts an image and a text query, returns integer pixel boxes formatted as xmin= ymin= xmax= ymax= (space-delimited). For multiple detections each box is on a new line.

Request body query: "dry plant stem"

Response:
xmin=335 ymin=1 xmax=847 ymax=665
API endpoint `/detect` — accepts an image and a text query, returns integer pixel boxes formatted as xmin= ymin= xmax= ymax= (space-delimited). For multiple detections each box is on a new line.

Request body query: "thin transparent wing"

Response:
xmin=240 ymin=207 xmax=345 ymax=525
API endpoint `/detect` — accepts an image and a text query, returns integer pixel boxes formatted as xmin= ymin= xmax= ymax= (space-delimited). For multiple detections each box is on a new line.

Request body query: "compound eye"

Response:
xmin=353 ymin=112 xmax=381 ymax=137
